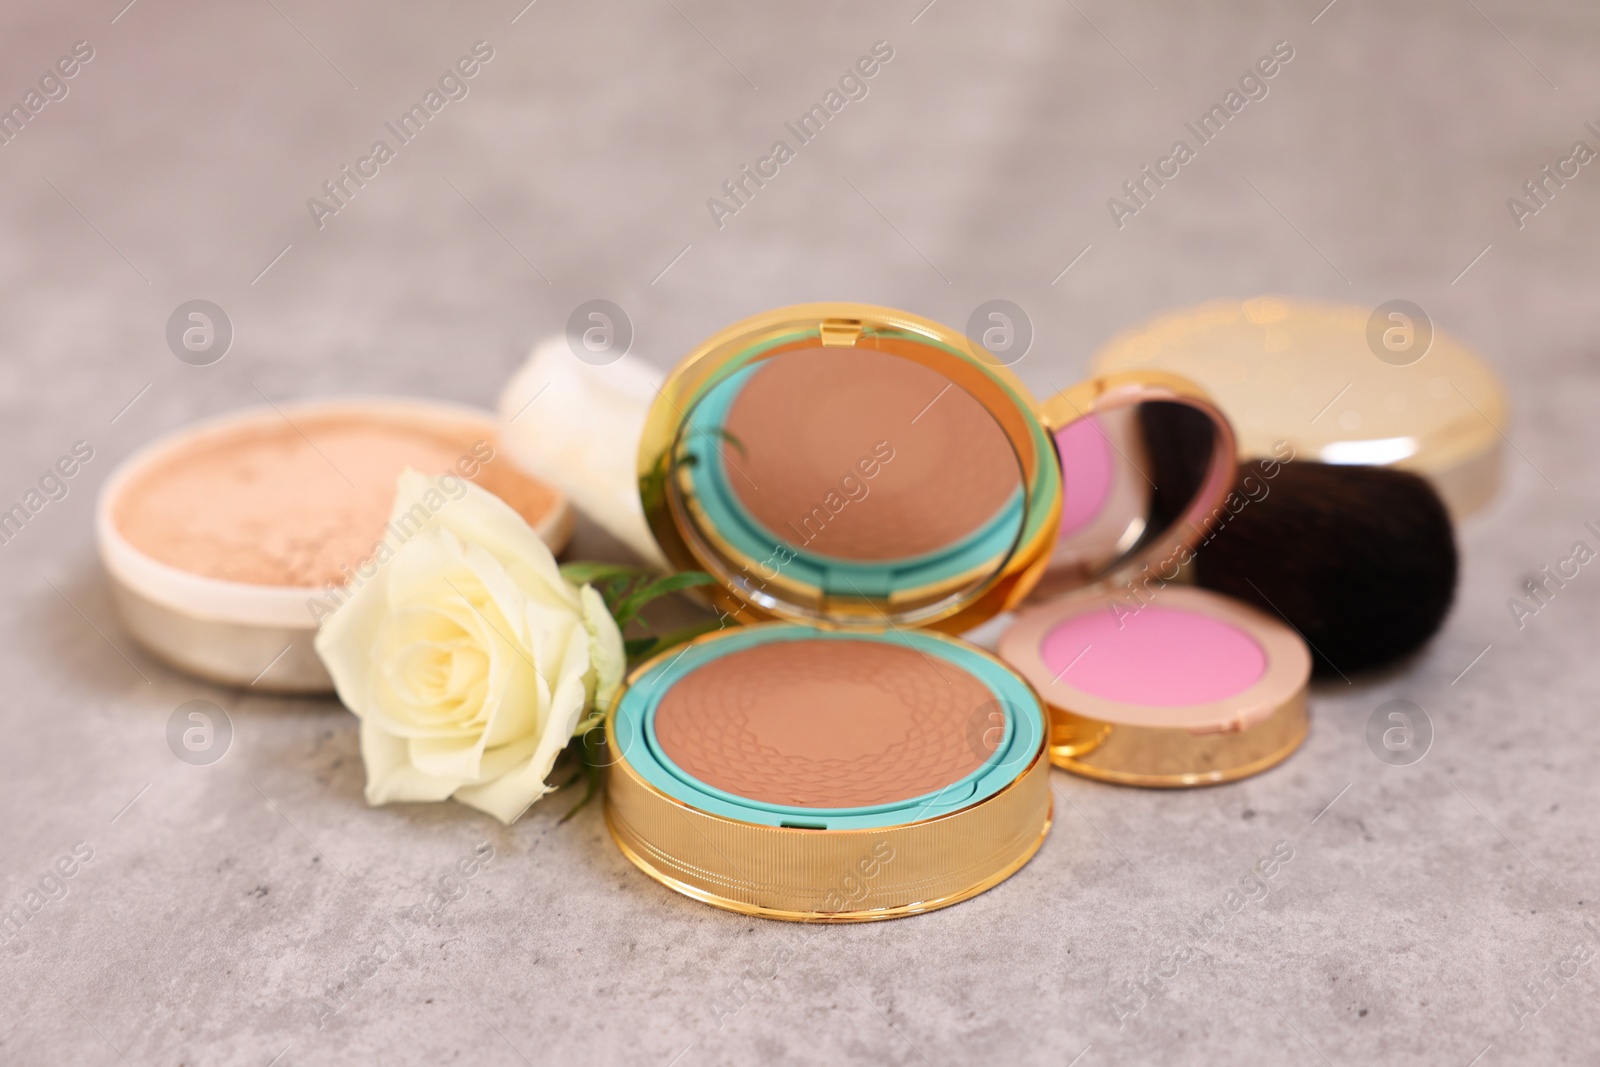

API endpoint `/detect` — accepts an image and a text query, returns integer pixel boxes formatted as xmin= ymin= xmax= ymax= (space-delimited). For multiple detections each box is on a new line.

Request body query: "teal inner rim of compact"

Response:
xmin=677 ymin=361 xmax=1027 ymax=599
xmin=612 ymin=624 xmax=1045 ymax=830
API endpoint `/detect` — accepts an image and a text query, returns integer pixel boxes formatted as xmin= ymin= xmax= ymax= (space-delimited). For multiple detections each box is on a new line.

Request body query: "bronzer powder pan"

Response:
xmin=717 ymin=348 xmax=1020 ymax=564
xmin=609 ymin=625 xmax=1047 ymax=920
xmin=616 ymin=628 xmax=1042 ymax=827
xmin=652 ymin=638 xmax=996 ymax=809
xmin=673 ymin=346 xmax=1028 ymax=613
xmin=97 ymin=398 xmax=571 ymax=692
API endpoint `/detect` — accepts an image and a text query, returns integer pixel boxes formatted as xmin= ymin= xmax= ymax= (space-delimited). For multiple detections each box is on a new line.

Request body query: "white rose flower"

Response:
xmin=315 ymin=469 xmax=625 ymax=824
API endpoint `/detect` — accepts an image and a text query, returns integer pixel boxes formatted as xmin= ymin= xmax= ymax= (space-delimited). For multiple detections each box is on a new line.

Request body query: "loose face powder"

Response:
xmin=114 ymin=409 xmax=559 ymax=587
xmin=652 ymin=637 xmax=997 ymax=808
xmin=1039 ymin=604 xmax=1266 ymax=707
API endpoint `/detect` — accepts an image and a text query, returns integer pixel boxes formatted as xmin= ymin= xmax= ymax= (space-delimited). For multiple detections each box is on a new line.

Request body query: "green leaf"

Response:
xmin=624 ymin=636 xmax=660 ymax=659
xmin=612 ymin=571 xmax=717 ymax=627
xmin=648 ymin=619 xmax=723 ymax=651
xmin=559 ymin=562 xmax=671 ymax=622
xmin=559 ymin=561 xmax=645 ymax=585
xmin=546 ymin=567 xmax=730 ymax=824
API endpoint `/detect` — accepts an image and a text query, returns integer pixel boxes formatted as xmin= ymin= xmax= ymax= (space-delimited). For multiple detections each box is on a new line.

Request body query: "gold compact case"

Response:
xmin=605 ymin=304 xmax=1065 ymax=922
xmin=1001 ymin=374 xmax=1312 ymax=787
xmin=1088 ymin=296 xmax=1509 ymax=518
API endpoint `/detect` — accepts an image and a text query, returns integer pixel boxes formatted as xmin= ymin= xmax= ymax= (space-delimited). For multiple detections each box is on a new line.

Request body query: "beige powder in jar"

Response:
xmin=113 ymin=410 xmax=560 ymax=587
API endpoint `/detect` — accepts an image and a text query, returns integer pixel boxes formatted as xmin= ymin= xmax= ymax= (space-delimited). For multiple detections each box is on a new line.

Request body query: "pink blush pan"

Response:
xmin=998 ymin=585 xmax=1311 ymax=786
xmin=1039 ymin=605 xmax=1266 ymax=706
xmin=999 ymin=584 xmax=1310 ymax=735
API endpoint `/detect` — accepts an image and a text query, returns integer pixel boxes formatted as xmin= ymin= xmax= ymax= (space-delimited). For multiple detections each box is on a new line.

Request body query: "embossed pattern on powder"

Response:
xmin=653 ymin=638 xmax=996 ymax=808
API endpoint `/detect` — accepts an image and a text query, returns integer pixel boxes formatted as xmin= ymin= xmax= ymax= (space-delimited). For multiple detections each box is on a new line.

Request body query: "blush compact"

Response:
xmin=1000 ymin=587 xmax=1309 ymax=787
xmin=1000 ymin=375 xmax=1312 ymax=787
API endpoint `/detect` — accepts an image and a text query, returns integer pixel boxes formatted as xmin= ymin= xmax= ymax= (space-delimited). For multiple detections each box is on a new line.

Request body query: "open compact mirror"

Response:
xmin=1032 ymin=374 xmax=1236 ymax=599
xmin=1002 ymin=373 xmax=1313 ymax=788
xmin=666 ymin=346 xmax=1029 ymax=624
xmin=641 ymin=308 xmax=1063 ymax=635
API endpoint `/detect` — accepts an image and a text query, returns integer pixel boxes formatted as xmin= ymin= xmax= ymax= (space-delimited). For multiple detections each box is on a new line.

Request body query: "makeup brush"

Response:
xmin=1191 ymin=459 xmax=1458 ymax=678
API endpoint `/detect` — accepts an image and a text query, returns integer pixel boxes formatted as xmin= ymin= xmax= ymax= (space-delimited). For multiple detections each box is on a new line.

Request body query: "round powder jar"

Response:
xmin=97 ymin=397 xmax=571 ymax=692
xmin=1000 ymin=585 xmax=1310 ymax=787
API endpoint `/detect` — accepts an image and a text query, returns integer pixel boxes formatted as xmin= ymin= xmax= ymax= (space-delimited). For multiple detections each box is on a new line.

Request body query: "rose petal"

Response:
xmin=359 ymin=719 xmax=462 ymax=805
xmin=460 ymin=540 xmax=535 ymax=646
xmin=392 ymin=468 xmax=576 ymax=610
xmin=313 ymin=551 xmax=395 ymax=723
xmin=365 ymin=584 xmax=499 ymax=740
xmin=453 ymin=625 xmax=592 ymax=823
xmin=581 ymin=584 xmax=626 ymax=708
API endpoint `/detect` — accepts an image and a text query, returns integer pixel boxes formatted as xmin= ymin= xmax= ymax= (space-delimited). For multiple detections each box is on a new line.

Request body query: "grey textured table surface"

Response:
xmin=4 ymin=2 xmax=1599 ymax=1064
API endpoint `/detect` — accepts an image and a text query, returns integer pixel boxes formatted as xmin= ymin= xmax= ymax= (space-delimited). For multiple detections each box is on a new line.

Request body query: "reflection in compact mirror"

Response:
xmin=1046 ymin=400 xmax=1220 ymax=586
xmin=670 ymin=347 xmax=1026 ymax=620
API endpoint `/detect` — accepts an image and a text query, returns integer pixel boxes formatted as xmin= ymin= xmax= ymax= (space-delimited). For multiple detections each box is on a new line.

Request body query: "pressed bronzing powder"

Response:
xmin=653 ymin=639 xmax=994 ymax=808
xmin=114 ymin=411 xmax=560 ymax=587
xmin=719 ymin=349 xmax=1019 ymax=562
xmin=1000 ymin=585 xmax=1311 ymax=787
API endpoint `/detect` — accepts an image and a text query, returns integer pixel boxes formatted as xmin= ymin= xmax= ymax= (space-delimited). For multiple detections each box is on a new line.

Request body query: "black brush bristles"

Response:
xmin=1192 ymin=460 xmax=1458 ymax=678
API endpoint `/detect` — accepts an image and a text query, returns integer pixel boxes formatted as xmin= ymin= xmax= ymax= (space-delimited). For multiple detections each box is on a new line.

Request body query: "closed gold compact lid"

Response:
xmin=1088 ymin=296 xmax=1509 ymax=517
